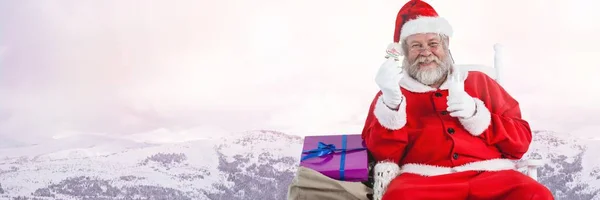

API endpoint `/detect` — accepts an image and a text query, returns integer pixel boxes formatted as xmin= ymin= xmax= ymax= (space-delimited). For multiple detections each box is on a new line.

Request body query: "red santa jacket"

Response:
xmin=361 ymin=70 xmax=532 ymax=176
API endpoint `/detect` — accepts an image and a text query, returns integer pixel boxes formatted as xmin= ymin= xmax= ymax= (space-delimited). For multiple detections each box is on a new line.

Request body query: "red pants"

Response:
xmin=382 ymin=170 xmax=554 ymax=200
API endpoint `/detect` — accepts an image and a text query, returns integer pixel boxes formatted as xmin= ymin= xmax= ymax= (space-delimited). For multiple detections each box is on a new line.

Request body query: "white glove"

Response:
xmin=446 ymin=70 xmax=476 ymax=119
xmin=375 ymin=58 xmax=404 ymax=109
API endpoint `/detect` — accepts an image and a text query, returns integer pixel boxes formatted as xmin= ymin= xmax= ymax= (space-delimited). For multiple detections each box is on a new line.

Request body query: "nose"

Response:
xmin=419 ymin=49 xmax=432 ymax=57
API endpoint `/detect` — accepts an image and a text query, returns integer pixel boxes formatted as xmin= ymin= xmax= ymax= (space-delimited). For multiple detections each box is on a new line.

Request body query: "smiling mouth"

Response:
xmin=419 ymin=61 xmax=436 ymax=67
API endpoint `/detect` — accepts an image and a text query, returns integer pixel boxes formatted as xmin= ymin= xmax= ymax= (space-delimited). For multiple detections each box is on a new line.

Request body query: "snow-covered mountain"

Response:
xmin=522 ymin=130 xmax=600 ymax=200
xmin=0 ymin=130 xmax=302 ymax=200
xmin=0 ymin=130 xmax=598 ymax=200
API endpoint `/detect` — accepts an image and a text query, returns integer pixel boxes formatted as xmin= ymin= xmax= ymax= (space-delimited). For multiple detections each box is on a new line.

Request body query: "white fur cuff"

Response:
xmin=373 ymin=95 xmax=407 ymax=130
xmin=459 ymin=98 xmax=491 ymax=136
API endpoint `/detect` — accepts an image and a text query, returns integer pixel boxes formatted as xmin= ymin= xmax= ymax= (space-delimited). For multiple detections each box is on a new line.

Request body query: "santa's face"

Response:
xmin=403 ymin=33 xmax=452 ymax=86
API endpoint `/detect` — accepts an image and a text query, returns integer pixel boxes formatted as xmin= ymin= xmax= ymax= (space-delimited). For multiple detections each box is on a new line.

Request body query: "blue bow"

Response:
xmin=301 ymin=142 xmax=340 ymax=161
xmin=300 ymin=135 xmax=366 ymax=180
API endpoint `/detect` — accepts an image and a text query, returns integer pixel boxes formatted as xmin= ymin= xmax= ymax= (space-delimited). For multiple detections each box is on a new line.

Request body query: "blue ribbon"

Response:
xmin=340 ymin=135 xmax=347 ymax=180
xmin=301 ymin=135 xmax=366 ymax=180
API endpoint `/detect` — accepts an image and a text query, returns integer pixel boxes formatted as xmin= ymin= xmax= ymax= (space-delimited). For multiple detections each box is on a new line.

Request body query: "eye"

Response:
xmin=429 ymin=42 xmax=439 ymax=47
xmin=411 ymin=44 xmax=421 ymax=48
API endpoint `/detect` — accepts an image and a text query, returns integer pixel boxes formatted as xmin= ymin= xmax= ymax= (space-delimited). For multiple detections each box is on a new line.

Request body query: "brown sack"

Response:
xmin=287 ymin=166 xmax=373 ymax=200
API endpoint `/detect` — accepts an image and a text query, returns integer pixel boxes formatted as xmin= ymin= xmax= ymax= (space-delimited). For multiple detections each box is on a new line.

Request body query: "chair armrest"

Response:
xmin=373 ymin=161 xmax=401 ymax=200
xmin=516 ymin=159 xmax=544 ymax=169
xmin=516 ymin=159 xmax=545 ymax=181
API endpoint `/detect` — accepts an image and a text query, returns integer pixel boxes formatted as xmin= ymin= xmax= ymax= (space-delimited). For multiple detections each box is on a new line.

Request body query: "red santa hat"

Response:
xmin=393 ymin=0 xmax=453 ymax=45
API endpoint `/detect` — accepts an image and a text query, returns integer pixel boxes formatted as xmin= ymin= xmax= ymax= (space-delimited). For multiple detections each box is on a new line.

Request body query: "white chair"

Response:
xmin=457 ymin=43 xmax=544 ymax=180
xmin=372 ymin=43 xmax=544 ymax=200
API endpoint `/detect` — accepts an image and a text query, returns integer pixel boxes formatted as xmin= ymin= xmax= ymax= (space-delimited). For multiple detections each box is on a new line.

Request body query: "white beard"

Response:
xmin=403 ymin=55 xmax=452 ymax=86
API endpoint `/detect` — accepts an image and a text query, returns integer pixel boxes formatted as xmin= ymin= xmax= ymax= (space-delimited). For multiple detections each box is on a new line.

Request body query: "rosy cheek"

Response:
xmin=408 ymin=53 xmax=419 ymax=60
xmin=433 ymin=50 xmax=445 ymax=58
xmin=409 ymin=56 xmax=418 ymax=63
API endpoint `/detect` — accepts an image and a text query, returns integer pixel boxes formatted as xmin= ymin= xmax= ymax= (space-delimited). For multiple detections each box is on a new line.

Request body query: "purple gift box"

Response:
xmin=299 ymin=134 xmax=369 ymax=182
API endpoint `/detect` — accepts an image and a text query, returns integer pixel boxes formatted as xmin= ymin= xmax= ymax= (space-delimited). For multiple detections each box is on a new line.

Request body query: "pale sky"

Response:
xmin=0 ymin=0 xmax=599 ymax=145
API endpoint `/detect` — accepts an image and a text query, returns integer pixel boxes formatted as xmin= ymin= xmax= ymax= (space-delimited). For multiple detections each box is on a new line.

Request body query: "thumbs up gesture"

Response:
xmin=446 ymin=70 xmax=477 ymax=119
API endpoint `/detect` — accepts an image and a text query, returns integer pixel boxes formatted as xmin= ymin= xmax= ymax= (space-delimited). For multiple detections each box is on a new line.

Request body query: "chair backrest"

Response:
xmin=454 ymin=43 xmax=504 ymax=86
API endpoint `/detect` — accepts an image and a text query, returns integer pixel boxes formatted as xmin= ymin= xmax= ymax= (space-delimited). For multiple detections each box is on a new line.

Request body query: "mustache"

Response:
xmin=412 ymin=55 xmax=442 ymax=66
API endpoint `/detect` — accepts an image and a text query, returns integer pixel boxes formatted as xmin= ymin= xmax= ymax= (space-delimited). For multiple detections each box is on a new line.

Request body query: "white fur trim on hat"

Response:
xmin=400 ymin=16 xmax=453 ymax=42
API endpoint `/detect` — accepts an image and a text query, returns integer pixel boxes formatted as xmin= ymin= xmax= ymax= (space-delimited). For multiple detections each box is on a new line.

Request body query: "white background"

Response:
xmin=0 ymin=0 xmax=598 ymax=144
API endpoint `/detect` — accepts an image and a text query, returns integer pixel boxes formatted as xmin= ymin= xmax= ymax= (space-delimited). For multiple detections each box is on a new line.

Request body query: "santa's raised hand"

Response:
xmin=446 ymin=69 xmax=477 ymax=119
xmin=375 ymin=57 xmax=404 ymax=110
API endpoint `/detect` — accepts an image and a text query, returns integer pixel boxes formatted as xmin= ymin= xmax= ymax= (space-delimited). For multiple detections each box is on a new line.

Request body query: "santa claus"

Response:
xmin=361 ymin=0 xmax=554 ymax=199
